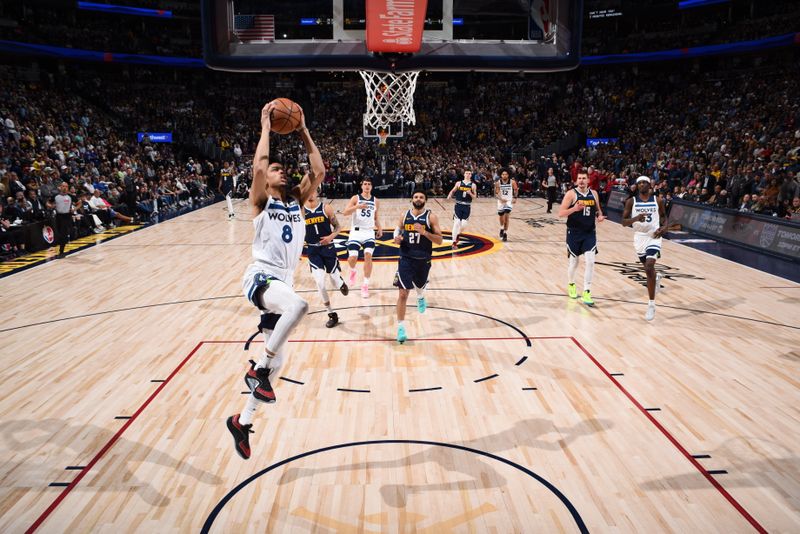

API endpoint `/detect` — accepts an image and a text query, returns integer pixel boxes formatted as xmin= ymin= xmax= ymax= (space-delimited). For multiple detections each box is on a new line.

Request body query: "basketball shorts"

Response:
xmin=454 ymin=203 xmax=471 ymax=221
xmin=566 ymin=229 xmax=598 ymax=257
xmin=634 ymin=233 xmax=662 ymax=262
xmin=497 ymin=200 xmax=513 ymax=215
xmin=307 ymin=244 xmax=340 ymax=273
xmin=395 ymin=256 xmax=432 ymax=290
xmin=242 ymin=263 xmax=292 ymax=310
xmin=346 ymin=228 xmax=376 ymax=252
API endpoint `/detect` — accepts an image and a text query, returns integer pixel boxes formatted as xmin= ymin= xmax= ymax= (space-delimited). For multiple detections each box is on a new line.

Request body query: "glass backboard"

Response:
xmin=202 ymin=0 xmax=582 ymax=72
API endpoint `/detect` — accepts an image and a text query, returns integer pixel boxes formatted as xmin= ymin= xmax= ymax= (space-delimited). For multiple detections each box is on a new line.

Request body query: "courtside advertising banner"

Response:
xmin=670 ymin=200 xmax=800 ymax=261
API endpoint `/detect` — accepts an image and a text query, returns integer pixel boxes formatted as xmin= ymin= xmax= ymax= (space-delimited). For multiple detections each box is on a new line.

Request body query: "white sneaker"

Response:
xmin=645 ymin=303 xmax=656 ymax=321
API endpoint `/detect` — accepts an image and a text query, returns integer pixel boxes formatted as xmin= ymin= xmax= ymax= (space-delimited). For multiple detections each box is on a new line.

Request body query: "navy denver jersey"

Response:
xmin=567 ymin=188 xmax=598 ymax=232
xmin=454 ymin=181 xmax=473 ymax=204
xmin=400 ymin=209 xmax=433 ymax=260
xmin=221 ymin=168 xmax=234 ymax=194
xmin=304 ymin=202 xmax=333 ymax=245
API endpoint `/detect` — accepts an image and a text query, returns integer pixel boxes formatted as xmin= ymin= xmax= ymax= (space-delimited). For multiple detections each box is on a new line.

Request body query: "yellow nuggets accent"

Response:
xmin=578 ymin=199 xmax=596 ymax=207
xmin=305 ymin=216 xmax=326 ymax=225
xmin=404 ymin=223 xmax=417 ymax=231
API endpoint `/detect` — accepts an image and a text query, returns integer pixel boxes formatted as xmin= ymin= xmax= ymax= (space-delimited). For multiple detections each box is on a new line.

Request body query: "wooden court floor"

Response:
xmin=0 ymin=197 xmax=798 ymax=533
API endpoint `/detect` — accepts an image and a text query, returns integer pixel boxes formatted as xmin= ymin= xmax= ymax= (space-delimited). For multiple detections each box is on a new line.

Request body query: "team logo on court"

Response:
xmin=596 ymin=261 xmax=704 ymax=286
xmin=303 ymin=231 xmax=498 ymax=262
xmin=524 ymin=217 xmax=562 ymax=228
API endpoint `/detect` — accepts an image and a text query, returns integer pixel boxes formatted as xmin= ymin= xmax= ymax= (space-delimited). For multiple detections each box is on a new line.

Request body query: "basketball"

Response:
xmin=269 ymin=97 xmax=302 ymax=134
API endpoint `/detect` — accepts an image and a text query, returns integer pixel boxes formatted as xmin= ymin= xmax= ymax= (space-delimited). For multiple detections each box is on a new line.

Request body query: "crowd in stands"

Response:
xmin=2 ymin=46 xmax=799 ymax=259
xmin=0 ymin=75 xmax=218 ymax=258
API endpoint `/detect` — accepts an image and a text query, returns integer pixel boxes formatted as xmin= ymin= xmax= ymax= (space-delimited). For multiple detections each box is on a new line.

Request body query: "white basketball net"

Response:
xmin=359 ymin=71 xmax=420 ymax=130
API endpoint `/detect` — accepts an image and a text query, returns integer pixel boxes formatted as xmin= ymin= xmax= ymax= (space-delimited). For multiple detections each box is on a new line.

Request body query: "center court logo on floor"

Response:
xmin=302 ymin=231 xmax=498 ymax=262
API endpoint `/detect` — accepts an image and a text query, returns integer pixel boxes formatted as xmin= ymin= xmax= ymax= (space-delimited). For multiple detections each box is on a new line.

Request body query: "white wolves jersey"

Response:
xmin=498 ymin=180 xmax=513 ymax=201
xmin=250 ymin=195 xmax=306 ymax=285
xmin=631 ymin=194 xmax=660 ymax=236
xmin=351 ymin=194 xmax=376 ymax=230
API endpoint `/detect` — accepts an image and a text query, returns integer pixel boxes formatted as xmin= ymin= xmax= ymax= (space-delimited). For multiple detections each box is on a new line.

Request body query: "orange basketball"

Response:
xmin=269 ymin=97 xmax=302 ymax=135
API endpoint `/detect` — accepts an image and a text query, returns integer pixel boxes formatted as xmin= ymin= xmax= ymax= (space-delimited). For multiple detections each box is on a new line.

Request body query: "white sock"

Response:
xmin=568 ymin=255 xmax=579 ymax=285
xmin=583 ymin=250 xmax=595 ymax=292
xmin=649 ymin=300 xmax=655 ymax=306
xmin=363 ymin=277 xmax=370 ymax=285
xmin=452 ymin=220 xmax=461 ymax=242
xmin=325 ymin=302 xmax=333 ymax=313
xmin=398 ymin=320 xmax=405 ymax=327
xmin=239 ymin=396 xmax=260 ymax=425
xmin=415 ymin=286 xmax=425 ymax=298
xmin=226 ymin=193 xmax=234 ymax=216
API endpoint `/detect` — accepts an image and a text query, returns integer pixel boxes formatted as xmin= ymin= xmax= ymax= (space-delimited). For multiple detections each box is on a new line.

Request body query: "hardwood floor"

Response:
xmin=1 ymin=198 xmax=797 ymax=533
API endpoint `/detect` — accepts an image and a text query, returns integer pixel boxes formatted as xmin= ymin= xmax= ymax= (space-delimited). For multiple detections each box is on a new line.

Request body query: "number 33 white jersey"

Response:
xmin=631 ymin=195 xmax=660 ymax=236
xmin=248 ymin=195 xmax=306 ymax=286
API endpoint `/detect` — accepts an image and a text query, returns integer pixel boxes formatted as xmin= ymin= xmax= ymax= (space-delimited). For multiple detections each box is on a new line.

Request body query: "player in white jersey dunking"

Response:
xmin=226 ymin=101 xmax=326 ymax=460
xmin=342 ymin=178 xmax=382 ymax=298
xmin=446 ymin=170 xmax=476 ymax=250
xmin=622 ymin=176 xmax=668 ymax=321
xmin=494 ymin=168 xmax=517 ymax=242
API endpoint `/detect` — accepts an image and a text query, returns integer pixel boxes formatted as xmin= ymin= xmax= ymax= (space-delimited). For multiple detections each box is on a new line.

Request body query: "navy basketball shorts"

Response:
xmin=454 ymin=203 xmax=471 ymax=221
xmin=307 ymin=245 xmax=340 ymax=274
xmin=566 ymin=229 xmax=598 ymax=257
xmin=396 ymin=256 xmax=432 ymax=289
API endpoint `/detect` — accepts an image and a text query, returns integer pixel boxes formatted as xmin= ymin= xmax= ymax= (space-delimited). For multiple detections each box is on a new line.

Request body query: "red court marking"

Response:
xmin=27 ymin=336 xmax=766 ymax=533
xmin=25 ymin=341 xmax=205 ymax=534
xmin=569 ymin=337 xmax=766 ymax=534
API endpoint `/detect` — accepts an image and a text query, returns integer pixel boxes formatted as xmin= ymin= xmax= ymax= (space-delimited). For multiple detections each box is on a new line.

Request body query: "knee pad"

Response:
xmin=364 ymin=248 xmax=375 ymax=257
xmin=347 ymin=249 xmax=360 ymax=257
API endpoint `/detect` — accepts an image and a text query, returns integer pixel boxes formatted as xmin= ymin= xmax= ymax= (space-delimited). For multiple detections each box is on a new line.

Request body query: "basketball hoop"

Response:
xmin=359 ymin=70 xmax=420 ymax=131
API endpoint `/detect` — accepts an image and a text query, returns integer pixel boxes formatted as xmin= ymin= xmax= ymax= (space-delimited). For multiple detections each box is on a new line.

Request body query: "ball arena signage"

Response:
xmin=303 ymin=230 xmax=498 ymax=263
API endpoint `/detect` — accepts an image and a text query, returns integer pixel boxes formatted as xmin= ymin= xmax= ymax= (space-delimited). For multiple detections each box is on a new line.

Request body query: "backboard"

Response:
xmin=201 ymin=0 xmax=583 ymax=73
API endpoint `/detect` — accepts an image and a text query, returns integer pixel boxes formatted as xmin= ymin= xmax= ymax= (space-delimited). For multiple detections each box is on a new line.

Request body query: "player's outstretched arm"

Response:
xmin=296 ymin=106 xmax=325 ymax=204
xmin=653 ymin=198 xmax=669 ymax=237
xmin=341 ymin=195 xmax=360 ymax=216
xmin=392 ymin=213 xmax=405 ymax=244
xmin=425 ymin=213 xmax=444 ymax=245
xmin=557 ymin=190 xmax=579 ymax=218
xmin=446 ymin=182 xmax=458 ymax=199
xmin=592 ymin=189 xmax=606 ymax=222
xmin=250 ymin=102 xmax=274 ymax=211
xmin=374 ymin=198 xmax=382 ymax=235
xmin=320 ymin=203 xmax=340 ymax=245
xmin=621 ymin=197 xmax=644 ymax=227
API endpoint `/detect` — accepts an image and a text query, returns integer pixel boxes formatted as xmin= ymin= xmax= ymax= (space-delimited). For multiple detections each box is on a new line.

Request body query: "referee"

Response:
xmin=54 ymin=181 xmax=73 ymax=258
